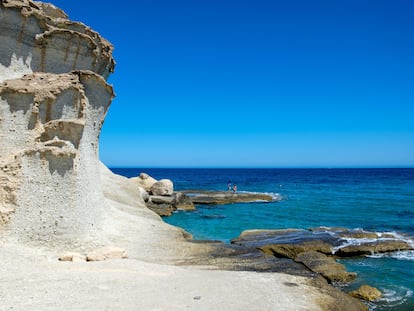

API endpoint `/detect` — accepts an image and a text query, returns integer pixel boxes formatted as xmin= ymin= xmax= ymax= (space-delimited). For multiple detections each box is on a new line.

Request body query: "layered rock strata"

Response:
xmin=231 ymin=228 xmax=413 ymax=285
xmin=0 ymin=0 xmax=114 ymax=246
xmin=0 ymin=0 xmax=114 ymax=83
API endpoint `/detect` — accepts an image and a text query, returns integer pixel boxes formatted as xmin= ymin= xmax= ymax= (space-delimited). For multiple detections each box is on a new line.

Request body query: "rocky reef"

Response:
xmin=0 ymin=0 xmax=115 ymax=247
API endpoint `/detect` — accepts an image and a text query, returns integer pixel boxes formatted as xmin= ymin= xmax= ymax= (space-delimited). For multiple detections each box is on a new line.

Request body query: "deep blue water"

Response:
xmin=111 ymin=168 xmax=414 ymax=310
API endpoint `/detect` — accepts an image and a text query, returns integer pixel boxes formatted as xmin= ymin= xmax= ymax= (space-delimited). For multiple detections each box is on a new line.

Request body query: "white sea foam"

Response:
xmin=238 ymin=191 xmax=282 ymax=201
xmin=332 ymin=229 xmax=414 ymax=255
xmin=376 ymin=287 xmax=413 ymax=307
xmin=367 ymin=250 xmax=414 ymax=261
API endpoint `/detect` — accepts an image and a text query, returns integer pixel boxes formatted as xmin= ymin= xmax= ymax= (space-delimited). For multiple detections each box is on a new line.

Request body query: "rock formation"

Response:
xmin=231 ymin=227 xmax=413 ymax=284
xmin=181 ymin=190 xmax=276 ymax=204
xmin=0 ymin=3 xmax=377 ymax=310
xmin=0 ymin=0 xmax=115 ymax=247
xmin=349 ymin=285 xmax=382 ymax=302
xmin=131 ymin=172 xmax=157 ymax=191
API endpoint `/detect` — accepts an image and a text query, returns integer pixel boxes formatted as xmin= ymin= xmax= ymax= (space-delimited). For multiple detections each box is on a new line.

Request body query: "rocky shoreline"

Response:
xmin=0 ymin=1 xmax=407 ymax=310
xmin=130 ymin=172 xmax=278 ymax=216
xmin=180 ymin=225 xmax=412 ymax=308
xmin=131 ymin=172 xmax=414 ymax=309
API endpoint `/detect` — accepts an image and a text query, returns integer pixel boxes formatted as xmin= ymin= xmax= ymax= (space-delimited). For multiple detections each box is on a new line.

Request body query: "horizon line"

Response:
xmin=107 ymin=165 xmax=414 ymax=169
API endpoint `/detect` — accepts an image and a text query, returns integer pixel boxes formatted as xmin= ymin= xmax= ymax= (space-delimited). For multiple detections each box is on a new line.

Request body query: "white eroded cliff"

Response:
xmin=0 ymin=0 xmax=114 ymax=82
xmin=0 ymin=0 xmax=116 ymax=247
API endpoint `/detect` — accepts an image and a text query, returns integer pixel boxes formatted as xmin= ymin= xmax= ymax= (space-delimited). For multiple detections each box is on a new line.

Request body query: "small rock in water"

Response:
xmin=349 ymin=285 xmax=382 ymax=302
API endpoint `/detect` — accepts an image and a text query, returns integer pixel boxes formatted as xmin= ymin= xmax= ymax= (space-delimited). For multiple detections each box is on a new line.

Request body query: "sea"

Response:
xmin=111 ymin=167 xmax=414 ymax=311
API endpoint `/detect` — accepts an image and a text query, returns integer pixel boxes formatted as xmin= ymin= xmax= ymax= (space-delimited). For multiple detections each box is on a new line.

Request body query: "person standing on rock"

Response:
xmin=227 ymin=181 xmax=232 ymax=192
xmin=233 ymin=183 xmax=237 ymax=193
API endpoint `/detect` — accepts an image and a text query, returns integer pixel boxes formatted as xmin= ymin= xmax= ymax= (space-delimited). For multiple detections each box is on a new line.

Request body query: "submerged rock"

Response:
xmin=335 ymin=240 xmax=412 ymax=257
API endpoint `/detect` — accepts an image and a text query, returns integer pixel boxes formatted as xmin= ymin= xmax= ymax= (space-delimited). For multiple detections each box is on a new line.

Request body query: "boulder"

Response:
xmin=130 ymin=173 xmax=158 ymax=191
xmin=86 ymin=246 xmax=128 ymax=261
xmin=295 ymin=251 xmax=356 ymax=283
xmin=349 ymin=285 xmax=382 ymax=301
xmin=150 ymin=179 xmax=174 ymax=196
xmin=58 ymin=252 xmax=87 ymax=262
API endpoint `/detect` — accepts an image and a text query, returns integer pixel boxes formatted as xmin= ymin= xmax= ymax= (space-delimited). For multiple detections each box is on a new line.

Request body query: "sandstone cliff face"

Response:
xmin=0 ymin=0 xmax=114 ymax=82
xmin=0 ymin=0 xmax=115 ymax=247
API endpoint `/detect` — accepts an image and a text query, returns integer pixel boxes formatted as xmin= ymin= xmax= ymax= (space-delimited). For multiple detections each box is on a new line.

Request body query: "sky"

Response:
xmin=50 ymin=0 xmax=414 ymax=168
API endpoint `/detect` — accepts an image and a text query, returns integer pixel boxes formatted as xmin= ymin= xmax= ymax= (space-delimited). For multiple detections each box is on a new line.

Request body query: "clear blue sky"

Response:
xmin=51 ymin=0 xmax=414 ymax=168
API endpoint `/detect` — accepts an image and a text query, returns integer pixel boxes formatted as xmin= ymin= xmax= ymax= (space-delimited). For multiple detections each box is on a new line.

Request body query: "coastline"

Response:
xmin=1 ymin=2 xmax=408 ymax=310
xmin=0 ymin=165 xmax=367 ymax=311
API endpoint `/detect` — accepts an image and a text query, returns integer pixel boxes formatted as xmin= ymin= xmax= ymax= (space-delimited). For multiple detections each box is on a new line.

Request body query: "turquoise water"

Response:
xmin=112 ymin=168 xmax=414 ymax=310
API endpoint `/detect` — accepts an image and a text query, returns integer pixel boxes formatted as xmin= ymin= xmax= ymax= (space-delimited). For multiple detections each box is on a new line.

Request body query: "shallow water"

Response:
xmin=112 ymin=168 xmax=414 ymax=310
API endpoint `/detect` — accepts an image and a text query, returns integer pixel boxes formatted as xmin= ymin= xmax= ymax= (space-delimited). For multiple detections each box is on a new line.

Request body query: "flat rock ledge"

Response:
xmin=182 ymin=190 xmax=276 ymax=204
xmin=230 ymin=227 xmax=413 ymax=286
xmin=129 ymin=171 xmax=279 ymax=216
xmin=144 ymin=190 xmax=276 ymax=217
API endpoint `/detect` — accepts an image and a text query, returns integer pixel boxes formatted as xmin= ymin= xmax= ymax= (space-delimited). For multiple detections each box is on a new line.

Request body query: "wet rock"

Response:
xmin=335 ymin=240 xmax=412 ymax=257
xmin=232 ymin=227 xmax=413 ymax=258
xmin=295 ymin=251 xmax=356 ymax=283
xmin=338 ymin=231 xmax=379 ymax=239
xmin=349 ymin=285 xmax=382 ymax=301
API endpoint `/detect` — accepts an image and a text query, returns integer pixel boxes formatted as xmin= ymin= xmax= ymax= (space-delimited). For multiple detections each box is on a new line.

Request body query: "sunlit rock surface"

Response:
xmin=0 ymin=0 xmax=114 ymax=83
xmin=0 ymin=0 xmax=115 ymax=247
